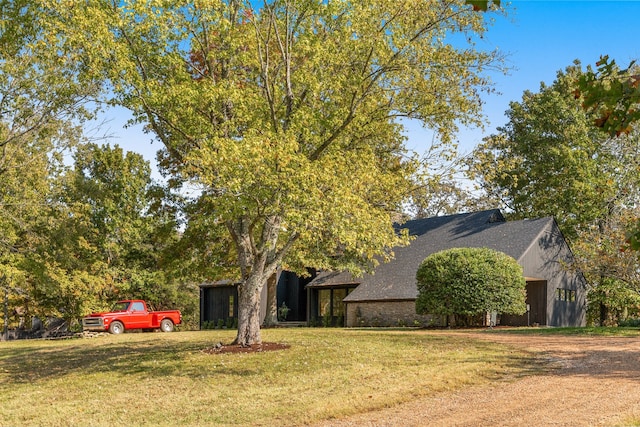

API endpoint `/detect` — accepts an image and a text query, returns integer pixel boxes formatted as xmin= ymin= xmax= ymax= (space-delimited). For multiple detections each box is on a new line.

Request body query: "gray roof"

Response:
xmin=308 ymin=209 xmax=557 ymax=302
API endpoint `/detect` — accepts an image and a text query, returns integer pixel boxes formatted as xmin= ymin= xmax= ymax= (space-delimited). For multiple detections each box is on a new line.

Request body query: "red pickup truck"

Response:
xmin=82 ymin=300 xmax=182 ymax=334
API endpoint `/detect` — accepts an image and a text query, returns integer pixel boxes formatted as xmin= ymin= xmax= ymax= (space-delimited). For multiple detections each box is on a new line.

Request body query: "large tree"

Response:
xmin=1 ymin=0 xmax=98 ymax=332
xmin=59 ymin=0 xmax=505 ymax=345
xmin=570 ymin=204 xmax=640 ymax=325
xmin=467 ymin=63 xmax=619 ymax=241
xmin=35 ymin=143 xmax=187 ymax=321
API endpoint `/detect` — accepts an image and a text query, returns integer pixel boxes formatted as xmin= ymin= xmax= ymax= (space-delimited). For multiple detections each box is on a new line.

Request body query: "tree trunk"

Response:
xmin=599 ymin=302 xmax=609 ymax=326
xmin=263 ymin=272 xmax=278 ymax=327
xmin=234 ymin=275 xmax=264 ymax=346
xmin=228 ymin=214 xmax=298 ymax=346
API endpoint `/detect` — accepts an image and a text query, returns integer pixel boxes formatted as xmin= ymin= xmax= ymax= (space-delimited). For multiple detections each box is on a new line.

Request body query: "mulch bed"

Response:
xmin=203 ymin=342 xmax=290 ymax=354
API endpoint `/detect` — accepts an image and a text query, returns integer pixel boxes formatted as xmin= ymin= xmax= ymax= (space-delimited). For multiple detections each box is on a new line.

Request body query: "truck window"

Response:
xmin=112 ymin=302 xmax=130 ymax=312
xmin=131 ymin=302 xmax=145 ymax=312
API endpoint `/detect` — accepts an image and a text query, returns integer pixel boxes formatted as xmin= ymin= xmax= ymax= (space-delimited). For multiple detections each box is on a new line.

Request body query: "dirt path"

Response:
xmin=315 ymin=332 xmax=640 ymax=426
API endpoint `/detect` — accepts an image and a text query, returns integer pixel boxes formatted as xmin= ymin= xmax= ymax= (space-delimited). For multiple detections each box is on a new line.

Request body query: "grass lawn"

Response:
xmin=0 ymin=328 xmax=542 ymax=426
xmin=481 ymin=326 xmax=640 ymax=337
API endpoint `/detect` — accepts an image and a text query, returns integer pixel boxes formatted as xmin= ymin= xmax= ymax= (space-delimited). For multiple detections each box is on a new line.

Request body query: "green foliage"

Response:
xmin=570 ymin=208 xmax=640 ymax=326
xmin=468 ymin=60 xmax=640 ymax=321
xmin=465 ymin=0 xmax=501 ymax=11
xmin=617 ymin=317 xmax=640 ymax=327
xmin=415 ymin=247 xmax=526 ymax=323
xmin=322 ymin=314 xmax=333 ymax=328
xmin=201 ymin=318 xmax=237 ymax=330
xmin=0 ymin=0 xmax=99 ymax=324
xmin=575 ymin=56 xmax=640 ymax=258
xmin=277 ymin=302 xmax=290 ymax=322
xmin=2 ymin=142 xmax=196 ymax=325
xmin=577 ymin=55 xmax=640 ymax=137
xmin=585 ymin=278 xmax=640 ymax=327
xmin=407 ymin=141 xmax=483 ymax=218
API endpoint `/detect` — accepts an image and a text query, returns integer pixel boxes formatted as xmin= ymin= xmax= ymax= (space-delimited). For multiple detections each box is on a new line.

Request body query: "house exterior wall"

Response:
xmin=200 ymin=283 xmax=268 ymax=328
xmin=518 ymin=222 xmax=587 ymax=327
xmin=277 ymin=270 xmax=316 ymax=322
xmin=345 ymin=300 xmax=436 ymax=327
xmin=200 ymin=285 xmax=237 ymax=327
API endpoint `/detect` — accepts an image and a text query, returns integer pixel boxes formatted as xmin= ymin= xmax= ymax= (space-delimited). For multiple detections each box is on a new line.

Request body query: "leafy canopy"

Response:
xmin=59 ymin=0 xmax=504 ymax=273
xmin=0 ymin=0 xmax=99 ymax=321
xmin=576 ymin=55 xmax=640 ymax=252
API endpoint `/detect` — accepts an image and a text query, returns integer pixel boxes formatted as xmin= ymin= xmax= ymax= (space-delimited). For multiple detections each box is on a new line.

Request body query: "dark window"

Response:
xmin=332 ymin=288 xmax=347 ymax=317
xmin=317 ymin=287 xmax=355 ymax=325
xmin=556 ymin=288 xmax=576 ymax=302
xmin=318 ymin=289 xmax=331 ymax=317
xmin=111 ymin=302 xmax=130 ymax=312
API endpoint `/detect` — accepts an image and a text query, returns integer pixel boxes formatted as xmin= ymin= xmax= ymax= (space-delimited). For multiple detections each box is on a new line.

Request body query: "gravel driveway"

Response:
xmin=315 ymin=332 xmax=640 ymax=426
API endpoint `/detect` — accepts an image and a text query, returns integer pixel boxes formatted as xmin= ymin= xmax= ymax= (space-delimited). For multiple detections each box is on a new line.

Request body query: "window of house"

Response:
xmin=556 ymin=288 xmax=576 ymax=302
xmin=229 ymin=295 xmax=234 ymax=318
xmin=332 ymin=288 xmax=347 ymax=317
xmin=318 ymin=288 xmax=351 ymax=317
xmin=318 ymin=289 xmax=331 ymax=317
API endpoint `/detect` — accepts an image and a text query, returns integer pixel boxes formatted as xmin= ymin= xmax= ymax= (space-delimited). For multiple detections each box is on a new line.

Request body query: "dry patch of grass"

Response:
xmin=0 ymin=328 xmax=540 ymax=426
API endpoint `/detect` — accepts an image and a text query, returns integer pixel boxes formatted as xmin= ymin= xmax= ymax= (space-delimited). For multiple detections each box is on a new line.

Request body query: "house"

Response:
xmin=199 ymin=272 xmax=316 ymax=327
xmin=200 ymin=209 xmax=587 ymax=328
xmin=307 ymin=209 xmax=587 ymax=327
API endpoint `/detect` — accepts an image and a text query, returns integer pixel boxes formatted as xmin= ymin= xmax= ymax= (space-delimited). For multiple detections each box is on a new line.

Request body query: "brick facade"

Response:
xmin=345 ymin=300 xmax=438 ymax=327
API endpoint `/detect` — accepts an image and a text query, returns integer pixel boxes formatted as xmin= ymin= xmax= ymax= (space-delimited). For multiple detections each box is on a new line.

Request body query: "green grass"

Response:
xmin=482 ymin=326 xmax=640 ymax=337
xmin=0 ymin=328 xmax=542 ymax=426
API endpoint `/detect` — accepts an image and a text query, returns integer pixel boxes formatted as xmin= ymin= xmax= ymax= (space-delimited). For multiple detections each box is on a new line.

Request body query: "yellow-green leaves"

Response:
xmin=62 ymin=0 xmax=504 ymax=270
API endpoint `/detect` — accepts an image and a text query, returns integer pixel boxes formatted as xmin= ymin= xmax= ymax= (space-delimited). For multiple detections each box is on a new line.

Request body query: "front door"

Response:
xmin=500 ymin=279 xmax=547 ymax=326
xmin=526 ymin=280 xmax=547 ymax=326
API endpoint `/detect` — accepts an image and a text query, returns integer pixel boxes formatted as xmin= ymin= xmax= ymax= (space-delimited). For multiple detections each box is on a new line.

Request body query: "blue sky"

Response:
xmin=103 ymin=1 xmax=640 ymax=176
xmin=407 ymin=0 xmax=640 ymax=155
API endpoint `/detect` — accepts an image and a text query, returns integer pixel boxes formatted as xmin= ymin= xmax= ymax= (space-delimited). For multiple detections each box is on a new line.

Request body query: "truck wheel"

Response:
xmin=109 ymin=321 xmax=124 ymax=334
xmin=160 ymin=319 xmax=174 ymax=332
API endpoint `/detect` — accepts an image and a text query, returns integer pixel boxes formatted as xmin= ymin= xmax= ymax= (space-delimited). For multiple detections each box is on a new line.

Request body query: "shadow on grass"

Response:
xmin=0 ymin=337 xmax=212 ymax=383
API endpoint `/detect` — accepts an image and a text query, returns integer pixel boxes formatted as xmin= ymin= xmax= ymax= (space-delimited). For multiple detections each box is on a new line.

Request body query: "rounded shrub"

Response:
xmin=415 ymin=247 xmax=526 ymax=324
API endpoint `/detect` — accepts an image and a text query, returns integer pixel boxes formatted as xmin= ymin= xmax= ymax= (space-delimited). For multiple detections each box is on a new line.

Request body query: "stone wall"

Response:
xmin=346 ymin=300 xmax=439 ymax=327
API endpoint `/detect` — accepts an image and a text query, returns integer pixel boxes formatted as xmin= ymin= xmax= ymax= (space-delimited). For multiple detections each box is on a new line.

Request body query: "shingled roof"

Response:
xmin=307 ymin=209 xmax=558 ymax=302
